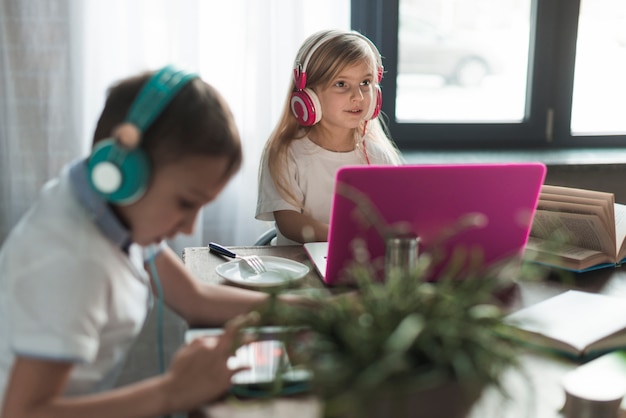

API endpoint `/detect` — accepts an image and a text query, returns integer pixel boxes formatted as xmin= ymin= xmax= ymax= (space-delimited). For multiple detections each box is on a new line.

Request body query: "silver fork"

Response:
xmin=208 ymin=242 xmax=267 ymax=274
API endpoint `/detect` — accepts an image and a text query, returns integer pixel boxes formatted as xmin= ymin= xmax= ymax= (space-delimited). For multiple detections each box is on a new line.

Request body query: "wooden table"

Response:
xmin=182 ymin=245 xmax=626 ymax=418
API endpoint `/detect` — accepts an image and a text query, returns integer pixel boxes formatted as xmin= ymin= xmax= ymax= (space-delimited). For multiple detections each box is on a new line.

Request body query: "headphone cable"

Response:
xmin=146 ymin=246 xmax=165 ymax=374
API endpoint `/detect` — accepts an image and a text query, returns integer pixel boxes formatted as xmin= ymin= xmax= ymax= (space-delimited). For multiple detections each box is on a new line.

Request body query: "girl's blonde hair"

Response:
xmin=261 ymin=29 xmax=402 ymax=206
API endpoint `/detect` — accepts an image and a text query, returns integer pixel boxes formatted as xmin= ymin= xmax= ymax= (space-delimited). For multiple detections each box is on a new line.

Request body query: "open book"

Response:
xmin=505 ymin=290 xmax=626 ymax=361
xmin=524 ymin=184 xmax=626 ymax=272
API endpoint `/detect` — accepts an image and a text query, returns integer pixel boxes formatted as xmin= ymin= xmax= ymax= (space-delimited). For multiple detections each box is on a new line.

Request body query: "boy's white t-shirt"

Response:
xmin=0 ymin=163 xmax=152 ymax=407
xmin=256 ymin=136 xmax=396 ymax=245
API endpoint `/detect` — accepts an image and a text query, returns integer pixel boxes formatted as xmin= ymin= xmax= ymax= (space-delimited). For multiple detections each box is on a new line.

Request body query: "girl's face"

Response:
xmin=116 ymin=155 xmax=233 ymax=246
xmin=314 ymin=60 xmax=376 ymax=132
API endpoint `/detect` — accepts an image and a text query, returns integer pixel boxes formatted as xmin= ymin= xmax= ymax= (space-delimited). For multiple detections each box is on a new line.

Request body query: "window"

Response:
xmin=352 ymin=0 xmax=626 ymax=149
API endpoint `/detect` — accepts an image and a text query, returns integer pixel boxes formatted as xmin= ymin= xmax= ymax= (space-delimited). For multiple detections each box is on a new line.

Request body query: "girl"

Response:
xmin=0 ymin=67 xmax=301 ymax=417
xmin=256 ymin=29 xmax=403 ymax=245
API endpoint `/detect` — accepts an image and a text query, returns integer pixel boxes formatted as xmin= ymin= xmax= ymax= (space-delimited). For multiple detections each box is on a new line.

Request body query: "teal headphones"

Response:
xmin=87 ymin=65 xmax=198 ymax=204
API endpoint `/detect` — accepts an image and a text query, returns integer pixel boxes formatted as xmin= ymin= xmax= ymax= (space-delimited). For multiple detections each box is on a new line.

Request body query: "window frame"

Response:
xmin=352 ymin=0 xmax=626 ymax=150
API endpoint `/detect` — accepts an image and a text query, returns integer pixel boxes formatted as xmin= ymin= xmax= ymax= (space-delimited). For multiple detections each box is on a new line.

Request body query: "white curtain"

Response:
xmin=0 ymin=0 xmax=350 ymax=251
xmin=0 ymin=0 xmax=82 ymax=241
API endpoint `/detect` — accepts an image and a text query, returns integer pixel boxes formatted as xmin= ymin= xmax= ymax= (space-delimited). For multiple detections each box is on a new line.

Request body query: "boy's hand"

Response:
xmin=162 ymin=311 xmax=259 ymax=412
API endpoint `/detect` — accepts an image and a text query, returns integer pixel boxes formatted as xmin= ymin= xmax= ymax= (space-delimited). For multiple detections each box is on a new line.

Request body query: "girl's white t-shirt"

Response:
xmin=256 ymin=137 xmax=396 ymax=245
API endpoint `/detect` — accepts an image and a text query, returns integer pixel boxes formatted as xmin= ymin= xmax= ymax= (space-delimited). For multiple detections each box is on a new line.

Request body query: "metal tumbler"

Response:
xmin=385 ymin=235 xmax=419 ymax=278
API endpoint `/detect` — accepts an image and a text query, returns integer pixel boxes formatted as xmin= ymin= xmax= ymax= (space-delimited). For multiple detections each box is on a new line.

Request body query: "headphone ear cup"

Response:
xmin=290 ymin=88 xmax=322 ymax=126
xmin=87 ymin=139 xmax=151 ymax=204
xmin=364 ymin=85 xmax=383 ymax=121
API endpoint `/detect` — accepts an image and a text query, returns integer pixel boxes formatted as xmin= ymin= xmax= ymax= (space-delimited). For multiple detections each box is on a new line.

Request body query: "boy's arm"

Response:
xmin=2 ymin=357 xmax=168 ymax=418
xmin=274 ymin=210 xmax=329 ymax=243
xmin=1 ymin=317 xmax=251 ymax=418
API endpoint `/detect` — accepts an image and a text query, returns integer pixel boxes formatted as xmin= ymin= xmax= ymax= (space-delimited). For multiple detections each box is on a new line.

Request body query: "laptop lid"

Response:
xmin=312 ymin=163 xmax=546 ymax=285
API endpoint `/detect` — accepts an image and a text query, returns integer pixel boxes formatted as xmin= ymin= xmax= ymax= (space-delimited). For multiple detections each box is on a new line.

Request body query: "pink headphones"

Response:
xmin=290 ymin=31 xmax=384 ymax=127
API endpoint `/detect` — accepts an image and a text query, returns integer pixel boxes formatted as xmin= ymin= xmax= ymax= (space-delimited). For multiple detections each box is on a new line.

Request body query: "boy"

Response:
xmin=0 ymin=67 xmax=292 ymax=417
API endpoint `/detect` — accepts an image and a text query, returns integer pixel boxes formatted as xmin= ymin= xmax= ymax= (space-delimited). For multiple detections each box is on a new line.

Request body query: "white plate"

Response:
xmin=215 ymin=255 xmax=310 ymax=287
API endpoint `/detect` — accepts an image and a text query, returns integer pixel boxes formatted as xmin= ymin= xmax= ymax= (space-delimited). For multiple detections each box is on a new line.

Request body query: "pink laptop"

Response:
xmin=304 ymin=163 xmax=546 ymax=285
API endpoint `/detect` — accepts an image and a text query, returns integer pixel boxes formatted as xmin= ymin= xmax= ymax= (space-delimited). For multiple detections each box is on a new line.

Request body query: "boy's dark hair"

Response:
xmin=93 ymin=71 xmax=242 ymax=180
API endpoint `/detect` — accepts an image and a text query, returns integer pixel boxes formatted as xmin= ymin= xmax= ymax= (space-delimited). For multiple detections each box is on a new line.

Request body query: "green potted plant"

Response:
xmin=250 ymin=182 xmax=555 ymax=418
xmin=254 ymin=233 xmax=546 ymax=418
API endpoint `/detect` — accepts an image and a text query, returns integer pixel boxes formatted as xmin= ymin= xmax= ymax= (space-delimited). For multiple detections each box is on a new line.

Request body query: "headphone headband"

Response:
xmin=127 ymin=65 xmax=198 ymax=133
xmin=87 ymin=65 xmax=198 ymax=204
xmin=293 ymin=30 xmax=383 ymax=90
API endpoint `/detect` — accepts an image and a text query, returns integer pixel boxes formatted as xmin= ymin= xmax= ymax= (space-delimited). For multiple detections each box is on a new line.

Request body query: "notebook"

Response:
xmin=304 ymin=163 xmax=547 ymax=285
